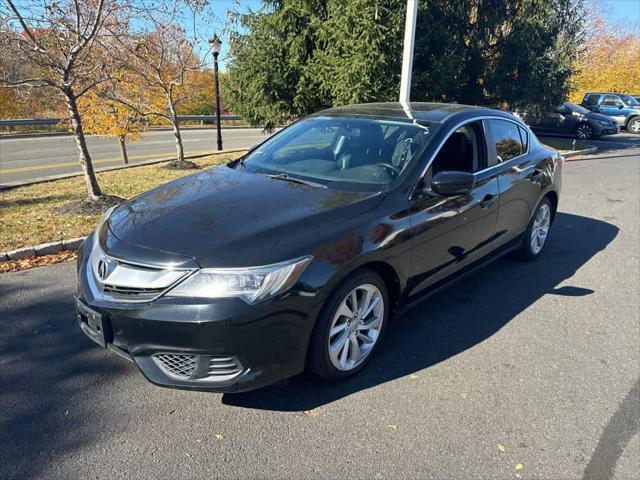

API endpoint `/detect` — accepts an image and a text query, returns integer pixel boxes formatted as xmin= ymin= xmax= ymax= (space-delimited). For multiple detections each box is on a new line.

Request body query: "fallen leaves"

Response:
xmin=303 ymin=408 xmax=319 ymax=417
xmin=515 ymin=463 xmax=523 ymax=470
xmin=497 ymin=444 xmax=506 ymax=452
xmin=214 ymin=434 xmax=225 ymax=441
xmin=387 ymin=424 xmax=399 ymax=430
xmin=0 ymin=251 xmax=77 ymax=273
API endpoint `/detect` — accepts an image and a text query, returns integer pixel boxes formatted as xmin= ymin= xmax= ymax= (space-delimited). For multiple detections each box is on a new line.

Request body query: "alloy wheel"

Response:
xmin=530 ymin=203 xmax=551 ymax=255
xmin=575 ymin=124 xmax=593 ymax=140
xmin=327 ymin=284 xmax=384 ymax=371
xmin=629 ymin=119 xmax=640 ymax=134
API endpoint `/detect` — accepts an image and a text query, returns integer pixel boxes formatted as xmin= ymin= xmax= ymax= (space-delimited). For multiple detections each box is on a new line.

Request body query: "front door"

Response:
xmin=406 ymin=120 xmax=500 ymax=300
xmin=600 ymin=95 xmax=627 ymax=125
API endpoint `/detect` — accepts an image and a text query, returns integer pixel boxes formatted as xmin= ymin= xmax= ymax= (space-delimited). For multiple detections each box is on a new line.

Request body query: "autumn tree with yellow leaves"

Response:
xmin=80 ymin=90 xmax=146 ymax=165
xmin=570 ymin=18 xmax=640 ymax=102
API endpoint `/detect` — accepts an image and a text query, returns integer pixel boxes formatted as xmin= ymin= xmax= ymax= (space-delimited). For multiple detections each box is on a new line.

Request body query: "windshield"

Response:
xmin=240 ymin=116 xmax=436 ymax=191
xmin=620 ymin=94 xmax=639 ymax=106
xmin=564 ymin=102 xmax=590 ymax=115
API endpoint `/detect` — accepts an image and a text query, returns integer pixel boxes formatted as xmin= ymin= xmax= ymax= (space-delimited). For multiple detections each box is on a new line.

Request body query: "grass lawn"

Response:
xmin=538 ymin=136 xmax=592 ymax=152
xmin=0 ymin=152 xmax=243 ymax=252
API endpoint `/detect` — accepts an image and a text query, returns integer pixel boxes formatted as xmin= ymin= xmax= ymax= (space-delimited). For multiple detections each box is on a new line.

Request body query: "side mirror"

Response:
xmin=431 ymin=171 xmax=475 ymax=196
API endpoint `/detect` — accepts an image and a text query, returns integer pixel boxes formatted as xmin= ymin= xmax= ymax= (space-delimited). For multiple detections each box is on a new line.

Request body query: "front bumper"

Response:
xmin=593 ymin=124 xmax=619 ymax=136
xmin=75 ymin=237 xmax=322 ymax=393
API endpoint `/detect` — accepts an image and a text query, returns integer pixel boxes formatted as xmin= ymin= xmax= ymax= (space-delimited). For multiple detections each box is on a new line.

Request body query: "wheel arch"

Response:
xmin=544 ymin=190 xmax=559 ymax=223
xmin=625 ymin=115 xmax=640 ymax=130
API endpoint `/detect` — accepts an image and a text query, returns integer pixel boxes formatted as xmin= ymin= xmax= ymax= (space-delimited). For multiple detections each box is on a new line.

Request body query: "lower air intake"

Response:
xmin=153 ymin=353 xmax=197 ymax=379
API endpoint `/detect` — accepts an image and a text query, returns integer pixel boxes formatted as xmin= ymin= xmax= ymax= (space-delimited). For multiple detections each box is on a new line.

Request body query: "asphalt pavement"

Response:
xmin=1 ymin=154 xmax=639 ymax=479
xmin=0 ymin=128 xmax=273 ymax=186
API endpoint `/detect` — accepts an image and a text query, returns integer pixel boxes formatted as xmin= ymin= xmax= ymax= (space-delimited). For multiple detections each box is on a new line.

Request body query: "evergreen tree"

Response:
xmin=226 ymin=0 xmax=585 ymax=126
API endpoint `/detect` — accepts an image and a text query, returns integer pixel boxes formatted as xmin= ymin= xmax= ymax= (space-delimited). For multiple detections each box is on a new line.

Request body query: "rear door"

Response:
xmin=486 ymin=119 xmax=547 ymax=248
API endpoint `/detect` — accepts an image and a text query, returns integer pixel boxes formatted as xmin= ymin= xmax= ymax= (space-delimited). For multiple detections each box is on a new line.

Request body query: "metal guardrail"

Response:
xmin=0 ymin=118 xmax=61 ymax=126
xmin=0 ymin=115 xmax=243 ymax=127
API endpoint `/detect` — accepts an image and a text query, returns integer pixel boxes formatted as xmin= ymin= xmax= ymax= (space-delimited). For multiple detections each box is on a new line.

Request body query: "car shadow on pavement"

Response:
xmin=222 ymin=212 xmax=619 ymax=411
xmin=0 ymin=271 xmax=134 ymax=480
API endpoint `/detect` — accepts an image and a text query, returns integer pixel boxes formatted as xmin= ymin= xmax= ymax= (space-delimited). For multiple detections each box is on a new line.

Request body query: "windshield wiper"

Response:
xmin=266 ymin=173 xmax=327 ymax=189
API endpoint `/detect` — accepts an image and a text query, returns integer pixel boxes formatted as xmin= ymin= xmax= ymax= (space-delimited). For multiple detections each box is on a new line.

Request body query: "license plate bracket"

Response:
xmin=76 ymin=297 xmax=109 ymax=348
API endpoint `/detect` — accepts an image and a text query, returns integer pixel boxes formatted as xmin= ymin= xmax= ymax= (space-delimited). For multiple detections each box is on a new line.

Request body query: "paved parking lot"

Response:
xmin=1 ymin=154 xmax=638 ymax=479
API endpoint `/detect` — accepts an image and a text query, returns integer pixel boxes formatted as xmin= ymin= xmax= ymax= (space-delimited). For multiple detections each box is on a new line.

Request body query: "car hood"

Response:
xmin=106 ymin=165 xmax=383 ymax=267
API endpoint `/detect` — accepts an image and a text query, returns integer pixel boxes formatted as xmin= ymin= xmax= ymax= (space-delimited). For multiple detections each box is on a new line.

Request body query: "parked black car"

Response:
xmin=76 ymin=103 xmax=563 ymax=392
xmin=523 ymin=102 xmax=619 ymax=139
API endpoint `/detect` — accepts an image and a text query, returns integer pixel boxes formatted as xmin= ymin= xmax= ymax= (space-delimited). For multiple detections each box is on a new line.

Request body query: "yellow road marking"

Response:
xmin=0 ymin=149 xmax=214 ymax=175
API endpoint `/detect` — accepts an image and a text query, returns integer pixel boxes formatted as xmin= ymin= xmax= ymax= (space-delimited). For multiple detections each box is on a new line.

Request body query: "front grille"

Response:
xmin=102 ymin=284 xmax=164 ymax=301
xmin=208 ymin=357 xmax=243 ymax=378
xmin=154 ymin=354 xmax=197 ymax=379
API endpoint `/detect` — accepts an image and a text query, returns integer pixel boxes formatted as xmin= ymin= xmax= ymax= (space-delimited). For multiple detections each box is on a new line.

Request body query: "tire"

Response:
xmin=518 ymin=197 xmax=553 ymax=261
xmin=627 ymin=117 xmax=640 ymax=134
xmin=575 ymin=123 xmax=594 ymax=140
xmin=308 ymin=269 xmax=389 ymax=381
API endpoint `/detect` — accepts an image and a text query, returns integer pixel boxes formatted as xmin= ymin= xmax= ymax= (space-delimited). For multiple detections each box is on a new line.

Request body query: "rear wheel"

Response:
xmin=308 ymin=270 xmax=389 ymax=381
xmin=627 ymin=117 xmax=640 ymax=134
xmin=518 ymin=197 xmax=553 ymax=261
xmin=575 ymin=123 xmax=594 ymax=140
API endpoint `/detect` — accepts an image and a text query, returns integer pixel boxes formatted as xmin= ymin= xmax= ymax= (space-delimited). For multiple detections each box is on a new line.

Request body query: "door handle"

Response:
xmin=480 ymin=194 xmax=496 ymax=209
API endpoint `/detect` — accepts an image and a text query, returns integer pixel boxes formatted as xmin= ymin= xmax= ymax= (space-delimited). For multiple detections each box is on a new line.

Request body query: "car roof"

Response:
xmin=584 ymin=92 xmax=629 ymax=96
xmin=315 ymin=102 xmax=516 ymax=124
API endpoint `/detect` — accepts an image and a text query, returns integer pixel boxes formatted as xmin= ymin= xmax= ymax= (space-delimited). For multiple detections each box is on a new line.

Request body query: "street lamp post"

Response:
xmin=209 ymin=33 xmax=223 ymax=151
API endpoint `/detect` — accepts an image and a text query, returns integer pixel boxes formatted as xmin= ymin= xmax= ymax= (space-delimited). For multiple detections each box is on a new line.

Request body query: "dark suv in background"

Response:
xmin=581 ymin=93 xmax=640 ymax=134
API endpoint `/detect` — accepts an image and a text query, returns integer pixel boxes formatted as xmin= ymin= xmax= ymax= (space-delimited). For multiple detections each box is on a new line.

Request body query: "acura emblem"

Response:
xmin=97 ymin=259 xmax=110 ymax=281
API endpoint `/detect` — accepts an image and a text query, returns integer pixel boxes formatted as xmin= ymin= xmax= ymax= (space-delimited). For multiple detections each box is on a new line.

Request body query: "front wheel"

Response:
xmin=575 ymin=123 xmax=594 ymax=140
xmin=308 ymin=270 xmax=389 ymax=381
xmin=518 ymin=197 xmax=553 ymax=261
xmin=627 ymin=117 xmax=640 ymax=134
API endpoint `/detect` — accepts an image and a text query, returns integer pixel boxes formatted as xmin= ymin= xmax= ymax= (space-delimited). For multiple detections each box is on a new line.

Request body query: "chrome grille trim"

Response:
xmin=86 ymin=237 xmax=196 ymax=303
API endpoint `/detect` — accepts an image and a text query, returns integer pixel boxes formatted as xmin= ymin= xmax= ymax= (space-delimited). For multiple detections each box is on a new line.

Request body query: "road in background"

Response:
xmin=1 ymin=155 xmax=638 ymax=479
xmin=0 ymin=128 xmax=274 ymax=186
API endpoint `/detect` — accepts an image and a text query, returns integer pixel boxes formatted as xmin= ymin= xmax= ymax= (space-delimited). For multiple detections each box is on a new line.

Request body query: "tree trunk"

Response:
xmin=118 ymin=135 xmax=129 ymax=164
xmin=168 ymin=99 xmax=184 ymax=164
xmin=64 ymin=89 xmax=102 ymax=200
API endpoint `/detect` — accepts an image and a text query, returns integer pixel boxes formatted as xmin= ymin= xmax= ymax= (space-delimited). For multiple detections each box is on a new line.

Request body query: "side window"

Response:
xmin=488 ymin=119 xmax=524 ymax=164
xmin=430 ymin=122 xmax=484 ymax=175
xmin=586 ymin=94 xmax=600 ymax=106
xmin=518 ymin=126 xmax=529 ymax=152
xmin=602 ymin=95 xmax=622 ymax=107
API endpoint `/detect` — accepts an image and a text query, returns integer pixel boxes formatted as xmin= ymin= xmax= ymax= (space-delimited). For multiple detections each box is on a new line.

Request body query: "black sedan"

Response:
xmin=523 ymin=102 xmax=618 ymax=139
xmin=75 ymin=103 xmax=563 ymax=392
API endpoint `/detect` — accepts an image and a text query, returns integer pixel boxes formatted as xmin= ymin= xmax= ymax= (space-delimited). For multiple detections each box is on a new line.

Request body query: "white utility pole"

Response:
xmin=399 ymin=0 xmax=418 ymax=103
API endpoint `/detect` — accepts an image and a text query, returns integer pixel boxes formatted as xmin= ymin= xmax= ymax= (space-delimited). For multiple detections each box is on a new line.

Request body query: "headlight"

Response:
xmin=166 ymin=256 xmax=312 ymax=303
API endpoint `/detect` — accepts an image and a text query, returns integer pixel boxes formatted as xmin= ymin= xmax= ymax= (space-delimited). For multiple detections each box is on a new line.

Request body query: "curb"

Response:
xmin=562 ymin=146 xmax=598 ymax=159
xmin=1 ymin=237 xmax=84 ymax=262
xmin=0 ymin=149 xmax=247 ymax=190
